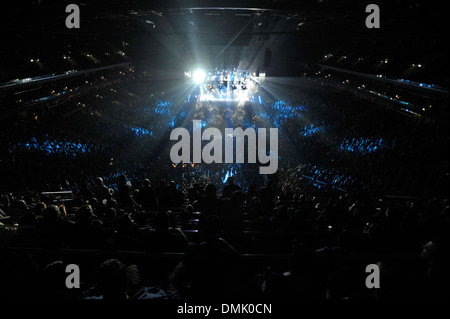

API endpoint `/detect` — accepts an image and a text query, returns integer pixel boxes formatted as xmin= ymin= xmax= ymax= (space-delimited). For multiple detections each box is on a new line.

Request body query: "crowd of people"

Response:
xmin=1 ymin=73 xmax=449 ymax=300
xmin=1 ymin=171 xmax=449 ymax=299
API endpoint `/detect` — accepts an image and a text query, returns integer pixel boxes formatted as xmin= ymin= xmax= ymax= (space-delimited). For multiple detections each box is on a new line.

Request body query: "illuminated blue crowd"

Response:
xmin=129 ymin=127 xmax=152 ymax=138
xmin=339 ymin=137 xmax=395 ymax=155
xmin=1 ymin=76 xmax=445 ymax=204
xmin=270 ymin=100 xmax=307 ymax=121
xmin=8 ymin=137 xmax=99 ymax=157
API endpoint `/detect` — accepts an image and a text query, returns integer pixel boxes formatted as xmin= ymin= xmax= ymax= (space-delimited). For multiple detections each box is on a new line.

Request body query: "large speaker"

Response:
xmin=264 ymin=48 xmax=272 ymax=67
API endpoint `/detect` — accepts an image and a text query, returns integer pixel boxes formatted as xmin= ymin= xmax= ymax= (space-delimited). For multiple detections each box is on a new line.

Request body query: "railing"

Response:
xmin=6 ymin=246 xmax=419 ymax=262
xmin=0 ymin=62 xmax=133 ymax=92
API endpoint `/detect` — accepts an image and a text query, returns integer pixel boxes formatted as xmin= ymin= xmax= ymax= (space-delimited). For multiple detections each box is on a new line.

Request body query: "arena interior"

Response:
xmin=0 ymin=0 xmax=449 ymax=304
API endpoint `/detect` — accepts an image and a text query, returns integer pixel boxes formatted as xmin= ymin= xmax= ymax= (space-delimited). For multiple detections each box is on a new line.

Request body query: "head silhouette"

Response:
xmin=97 ymin=259 xmax=128 ymax=299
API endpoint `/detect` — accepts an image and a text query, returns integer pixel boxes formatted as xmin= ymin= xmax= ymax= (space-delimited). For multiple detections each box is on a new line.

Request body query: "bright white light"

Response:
xmin=193 ymin=70 xmax=206 ymax=84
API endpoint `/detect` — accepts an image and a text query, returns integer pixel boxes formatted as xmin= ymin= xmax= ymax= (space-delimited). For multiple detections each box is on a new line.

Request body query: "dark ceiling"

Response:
xmin=6 ymin=0 xmax=445 ymax=35
xmin=1 ymin=0 xmax=448 ymax=80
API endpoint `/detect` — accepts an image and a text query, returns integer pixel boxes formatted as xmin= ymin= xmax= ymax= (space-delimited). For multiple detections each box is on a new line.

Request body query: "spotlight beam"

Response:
xmin=211 ymin=15 xmax=257 ymax=66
